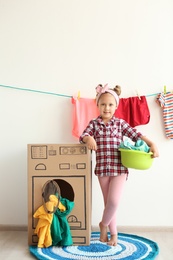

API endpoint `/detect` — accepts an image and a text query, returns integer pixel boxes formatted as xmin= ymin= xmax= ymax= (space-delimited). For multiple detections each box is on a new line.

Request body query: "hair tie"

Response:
xmin=95 ymin=84 xmax=119 ymax=106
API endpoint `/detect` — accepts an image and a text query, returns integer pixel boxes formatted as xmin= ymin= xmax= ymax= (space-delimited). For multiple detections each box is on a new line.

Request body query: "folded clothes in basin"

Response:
xmin=119 ymin=139 xmax=150 ymax=153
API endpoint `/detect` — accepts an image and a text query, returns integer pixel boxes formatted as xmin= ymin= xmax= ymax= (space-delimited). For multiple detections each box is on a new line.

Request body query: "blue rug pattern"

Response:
xmin=29 ymin=232 xmax=159 ymax=260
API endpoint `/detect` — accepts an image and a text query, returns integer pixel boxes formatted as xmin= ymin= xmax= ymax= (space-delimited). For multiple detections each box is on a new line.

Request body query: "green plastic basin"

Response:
xmin=119 ymin=148 xmax=153 ymax=170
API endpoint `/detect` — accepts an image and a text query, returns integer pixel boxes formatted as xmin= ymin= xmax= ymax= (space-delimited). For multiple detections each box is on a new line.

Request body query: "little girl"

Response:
xmin=79 ymin=84 xmax=159 ymax=246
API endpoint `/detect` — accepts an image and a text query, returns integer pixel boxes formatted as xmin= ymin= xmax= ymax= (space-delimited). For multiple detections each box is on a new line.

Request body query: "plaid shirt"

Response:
xmin=80 ymin=116 xmax=142 ymax=176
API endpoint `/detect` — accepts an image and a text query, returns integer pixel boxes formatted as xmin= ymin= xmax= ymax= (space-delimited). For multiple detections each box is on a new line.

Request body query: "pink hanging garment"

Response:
xmin=72 ymin=97 xmax=99 ymax=138
xmin=156 ymin=92 xmax=173 ymax=139
xmin=115 ymin=96 xmax=150 ymax=127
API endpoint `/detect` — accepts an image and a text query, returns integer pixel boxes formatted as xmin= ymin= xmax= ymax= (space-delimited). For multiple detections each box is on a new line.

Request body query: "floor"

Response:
xmin=0 ymin=230 xmax=172 ymax=259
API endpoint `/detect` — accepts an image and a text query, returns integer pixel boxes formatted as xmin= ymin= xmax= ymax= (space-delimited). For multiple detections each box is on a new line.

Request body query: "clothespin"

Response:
xmin=135 ymin=89 xmax=141 ymax=100
xmin=72 ymin=91 xmax=80 ymax=102
xmin=164 ymin=85 xmax=167 ymax=94
xmin=77 ymin=91 xmax=80 ymax=100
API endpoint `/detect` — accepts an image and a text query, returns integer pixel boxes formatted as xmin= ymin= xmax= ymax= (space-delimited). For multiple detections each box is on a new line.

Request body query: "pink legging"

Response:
xmin=98 ymin=174 xmax=127 ymax=235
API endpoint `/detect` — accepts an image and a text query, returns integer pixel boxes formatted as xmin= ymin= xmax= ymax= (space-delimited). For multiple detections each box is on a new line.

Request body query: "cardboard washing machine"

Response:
xmin=28 ymin=143 xmax=92 ymax=246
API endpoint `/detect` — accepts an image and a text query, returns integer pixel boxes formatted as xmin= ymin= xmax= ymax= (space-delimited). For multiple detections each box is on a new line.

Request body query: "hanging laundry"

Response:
xmin=156 ymin=92 xmax=173 ymax=139
xmin=115 ymin=96 xmax=150 ymax=127
xmin=72 ymin=96 xmax=150 ymax=138
xmin=72 ymin=97 xmax=99 ymax=138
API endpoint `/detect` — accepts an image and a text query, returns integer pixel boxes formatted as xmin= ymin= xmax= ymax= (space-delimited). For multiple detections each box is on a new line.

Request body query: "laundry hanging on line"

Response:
xmin=72 ymin=95 xmax=150 ymax=138
xmin=156 ymin=92 xmax=173 ymax=139
xmin=115 ymin=96 xmax=150 ymax=127
xmin=72 ymin=97 xmax=99 ymax=138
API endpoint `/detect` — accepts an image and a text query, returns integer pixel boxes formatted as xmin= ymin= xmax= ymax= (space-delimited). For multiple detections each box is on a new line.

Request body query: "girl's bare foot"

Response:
xmin=107 ymin=234 xmax=117 ymax=246
xmin=99 ymin=222 xmax=108 ymax=242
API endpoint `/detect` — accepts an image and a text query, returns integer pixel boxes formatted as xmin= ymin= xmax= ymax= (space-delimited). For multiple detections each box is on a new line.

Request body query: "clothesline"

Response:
xmin=0 ymin=84 xmax=72 ymax=98
xmin=0 ymin=83 xmax=159 ymax=99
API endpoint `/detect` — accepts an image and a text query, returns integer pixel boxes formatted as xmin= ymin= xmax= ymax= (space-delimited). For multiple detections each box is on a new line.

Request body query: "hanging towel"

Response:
xmin=156 ymin=92 xmax=173 ymax=139
xmin=115 ymin=96 xmax=150 ymax=127
xmin=72 ymin=96 xmax=150 ymax=138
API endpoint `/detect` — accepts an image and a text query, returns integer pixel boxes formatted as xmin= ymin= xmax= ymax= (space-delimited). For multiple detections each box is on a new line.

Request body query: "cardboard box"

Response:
xmin=28 ymin=144 xmax=92 ymax=246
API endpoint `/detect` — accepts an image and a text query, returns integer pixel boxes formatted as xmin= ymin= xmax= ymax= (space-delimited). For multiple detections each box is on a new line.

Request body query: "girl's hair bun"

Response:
xmin=113 ymin=85 xmax=121 ymax=96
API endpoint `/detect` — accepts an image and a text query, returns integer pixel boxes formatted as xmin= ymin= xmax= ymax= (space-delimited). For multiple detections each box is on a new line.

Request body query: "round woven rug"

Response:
xmin=29 ymin=232 xmax=159 ymax=260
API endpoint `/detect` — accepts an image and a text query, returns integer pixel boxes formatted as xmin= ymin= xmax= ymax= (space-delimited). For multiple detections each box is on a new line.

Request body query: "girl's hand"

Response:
xmin=149 ymin=144 xmax=159 ymax=158
xmin=141 ymin=136 xmax=159 ymax=158
xmin=82 ymin=136 xmax=97 ymax=151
